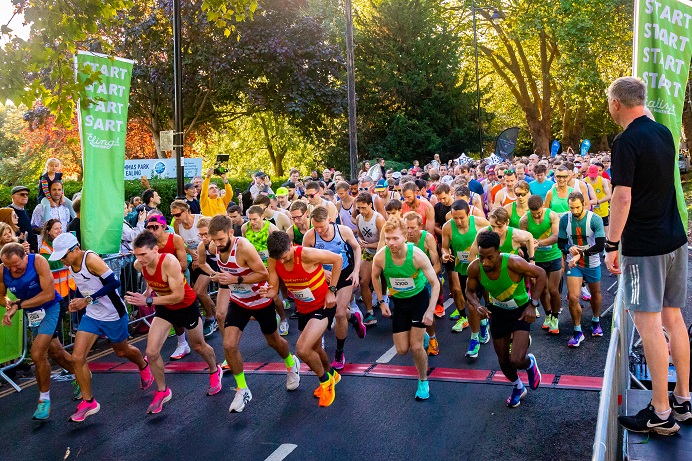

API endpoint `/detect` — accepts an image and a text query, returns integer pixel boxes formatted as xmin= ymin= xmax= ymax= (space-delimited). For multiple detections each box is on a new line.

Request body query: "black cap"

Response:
xmin=282 ymin=181 xmax=296 ymax=188
xmin=11 ymin=186 xmax=30 ymax=195
xmin=184 ymin=183 xmax=195 ymax=191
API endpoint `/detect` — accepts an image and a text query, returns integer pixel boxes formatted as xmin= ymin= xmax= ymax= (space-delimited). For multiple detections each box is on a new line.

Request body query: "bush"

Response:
xmin=0 ymin=180 xmax=83 ymax=213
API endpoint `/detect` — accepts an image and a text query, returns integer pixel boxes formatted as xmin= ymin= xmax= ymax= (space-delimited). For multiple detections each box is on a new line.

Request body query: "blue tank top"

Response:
xmin=314 ymin=224 xmax=350 ymax=271
xmin=3 ymin=254 xmax=62 ymax=311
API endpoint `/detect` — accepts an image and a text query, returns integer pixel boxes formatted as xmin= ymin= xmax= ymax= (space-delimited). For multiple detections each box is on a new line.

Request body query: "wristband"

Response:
xmin=604 ymin=240 xmax=619 ymax=253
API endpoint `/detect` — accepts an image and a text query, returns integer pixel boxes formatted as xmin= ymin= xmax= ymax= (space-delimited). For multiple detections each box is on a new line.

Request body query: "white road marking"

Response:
xmin=443 ymin=298 xmax=454 ymax=309
xmin=265 ymin=444 xmax=297 ymax=461
xmin=376 ymin=346 xmax=398 ymax=364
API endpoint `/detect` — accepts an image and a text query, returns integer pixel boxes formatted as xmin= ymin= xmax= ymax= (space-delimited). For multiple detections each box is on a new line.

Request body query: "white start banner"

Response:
xmin=124 ymin=158 xmax=203 ymax=180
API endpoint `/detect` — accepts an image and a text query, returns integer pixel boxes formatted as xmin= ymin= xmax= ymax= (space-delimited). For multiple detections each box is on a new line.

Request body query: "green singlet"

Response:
xmin=292 ymin=224 xmax=305 ymax=245
xmin=245 ymin=220 xmax=270 ymax=266
xmin=479 ymin=253 xmax=530 ymax=310
xmin=384 ymin=243 xmax=427 ymax=299
xmin=488 ymin=226 xmax=518 ymax=255
xmin=509 ymin=202 xmax=522 ymax=229
xmin=548 ymin=185 xmax=572 ymax=215
xmin=451 ymin=216 xmax=477 ymax=275
xmin=415 ymin=230 xmax=428 ymax=255
xmin=527 ymin=210 xmax=562 ymax=262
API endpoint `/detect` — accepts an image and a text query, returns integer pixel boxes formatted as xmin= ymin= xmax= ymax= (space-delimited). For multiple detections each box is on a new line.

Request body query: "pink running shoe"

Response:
xmin=207 ymin=366 xmax=223 ymax=396
xmin=147 ymin=388 xmax=172 ymax=414
xmin=69 ymin=399 xmax=100 ymax=422
xmin=352 ymin=311 xmax=367 ymax=339
xmin=140 ymin=360 xmax=154 ymax=390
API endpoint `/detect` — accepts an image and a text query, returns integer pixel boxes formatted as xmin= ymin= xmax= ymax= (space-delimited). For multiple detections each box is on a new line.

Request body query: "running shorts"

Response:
xmin=155 ymin=300 xmax=201 ymax=330
xmin=391 ymin=288 xmax=429 ymax=334
xmin=297 ymin=307 xmax=335 ymax=332
xmin=27 ymin=302 xmax=61 ymax=337
xmin=336 ymin=264 xmax=355 ymax=290
xmin=536 ymin=257 xmax=562 ymax=274
xmin=565 ymin=264 xmax=601 ymax=284
xmin=225 ymin=302 xmax=278 ymax=335
xmin=488 ymin=302 xmax=531 ymax=339
xmin=79 ymin=314 xmax=129 ymax=343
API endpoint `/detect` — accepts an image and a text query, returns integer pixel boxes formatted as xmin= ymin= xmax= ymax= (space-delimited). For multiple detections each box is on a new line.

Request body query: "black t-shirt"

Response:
xmin=185 ymin=198 xmax=201 ymax=215
xmin=433 ymin=202 xmax=451 ymax=230
xmin=67 ymin=217 xmax=82 ymax=245
xmin=610 ymin=115 xmax=686 ymax=256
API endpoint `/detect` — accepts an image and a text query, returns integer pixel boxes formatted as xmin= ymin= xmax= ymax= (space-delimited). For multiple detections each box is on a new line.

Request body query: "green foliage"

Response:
xmin=0 ymin=181 xmax=82 ymax=213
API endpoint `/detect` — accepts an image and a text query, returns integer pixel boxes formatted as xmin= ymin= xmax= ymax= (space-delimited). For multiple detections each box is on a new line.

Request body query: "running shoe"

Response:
xmin=451 ymin=316 xmax=469 ymax=333
xmin=449 ymin=308 xmax=460 ymax=320
xmin=581 ymin=285 xmax=591 ymax=301
xmin=69 ymin=399 xmax=100 ymax=422
xmin=423 ymin=332 xmax=430 ymax=350
xmin=32 ymin=399 xmax=50 ymax=420
xmin=207 ymin=366 xmax=223 ymax=396
xmin=568 ymin=331 xmax=585 ymax=348
xmin=479 ymin=321 xmax=490 ymax=344
xmin=548 ymin=316 xmax=560 ymax=335
xmin=279 ymin=319 xmax=289 ymax=336
xmin=542 ymin=315 xmax=551 ymax=330
xmin=465 ymin=339 xmax=480 ymax=358
xmin=147 ymin=388 xmax=172 ymax=414
xmin=506 ymin=386 xmax=527 ymax=408
xmin=591 ymin=321 xmax=603 ymax=337
xmin=415 ymin=380 xmax=430 ymax=401
xmin=427 ymin=338 xmax=439 ymax=356
xmin=434 ymin=303 xmax=444 ymax=318
xmin=363 ymin=313 xmax=377 ymax=326
xmin=229 ymin=387 xmax=252 ymax=413
xmin=332 ymin=350 xmax=346 ymax=370
xmin=318 ymin=376 xmax=336 ymax=407
xmin=221 ymin=359 xmax=230 ymax=371
xmin=286 ymin=355 xmax=300 ymax=391
xmin=283 ymin=299 xmax=291 ymax=310
xmin=352 ymin=311 xmax=367 ymax=339
xmin=139 ymin=360 xmax=154 ymax=390
xmin=314 ymin=370 xmax=341 ymax=398
xmin=72 ymin=380 xmax=82 ymax=400
xmin=618 ymin=403 xmax=680 ymax=435
xmin=290 ymin=312 xmax=299 ymax=320
xmin=203 ymin=319 xmax=214 ymax=337
xmin=669 ymin=392 xmax=692 ymax=422
xmin=349 ymin=300 xmax=361 ymax=316
xmin=526 ymin=354 xmax=541 ymax=390
xmin=170 ymin=343 xmax=191 ymax=360
xmin=168 ymin=327 xmax=176 ymax=337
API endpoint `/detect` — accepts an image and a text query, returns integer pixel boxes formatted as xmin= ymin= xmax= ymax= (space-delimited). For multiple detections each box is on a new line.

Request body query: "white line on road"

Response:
xmin=265 ymin=444 xmax=297 ymax=461
xmin=376 ymin=346 xmax=398 ymax=364
xmin=443 ymin=298 xmax=454 ymax=309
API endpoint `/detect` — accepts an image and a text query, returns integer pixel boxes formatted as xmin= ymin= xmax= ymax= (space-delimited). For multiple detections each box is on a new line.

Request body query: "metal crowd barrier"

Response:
xmin=592 ymin=274 xmax=633 ymax=461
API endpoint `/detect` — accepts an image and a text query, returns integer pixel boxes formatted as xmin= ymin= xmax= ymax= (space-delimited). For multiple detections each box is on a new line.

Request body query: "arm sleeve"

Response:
xmin=583 ymin=214 xmax=606 ymax=255
xmin=583 ymin=237 xmax=605 ymax=256
xmin=92 ymin=270 xmax=121 ymax=300
xmin=557 ymin=214 xmax=572 ymax=253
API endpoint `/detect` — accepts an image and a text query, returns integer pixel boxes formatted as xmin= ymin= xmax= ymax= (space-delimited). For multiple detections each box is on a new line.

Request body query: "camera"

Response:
xmin=213 ymin=154 xmax=229 ymax=176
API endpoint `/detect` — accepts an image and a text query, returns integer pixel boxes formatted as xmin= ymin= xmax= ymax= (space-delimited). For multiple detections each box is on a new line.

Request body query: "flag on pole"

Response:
xmin=75 ymin=51 xmax=134 ymax=253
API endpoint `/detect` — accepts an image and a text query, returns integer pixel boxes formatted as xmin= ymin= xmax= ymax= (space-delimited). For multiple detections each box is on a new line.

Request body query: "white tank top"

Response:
xmin=177 ymin=214 xmax=202 ymax=249
xmin=338 ymin=200 xmax=357 ymax=231
xmin=357 ymin=211 xmax=381 ymax=255
xmin=69 ymin=251 xmax=126 ymax=322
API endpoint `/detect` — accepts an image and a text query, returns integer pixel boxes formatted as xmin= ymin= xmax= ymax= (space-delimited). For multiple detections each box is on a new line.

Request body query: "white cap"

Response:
xmin=48 ymin=232 xmax=79 ymax=261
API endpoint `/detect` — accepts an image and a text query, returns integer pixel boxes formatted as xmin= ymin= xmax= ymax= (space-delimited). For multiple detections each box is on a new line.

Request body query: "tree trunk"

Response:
xmin=561 ymin=103 xmax=585 ymax=151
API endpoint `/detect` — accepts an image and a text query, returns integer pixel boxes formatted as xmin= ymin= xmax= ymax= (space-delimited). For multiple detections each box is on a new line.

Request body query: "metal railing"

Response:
xmin=592 ymin=274 xmax=633 ymax=461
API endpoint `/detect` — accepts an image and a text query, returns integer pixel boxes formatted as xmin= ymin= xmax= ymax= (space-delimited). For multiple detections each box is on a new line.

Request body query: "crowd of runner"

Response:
xmin=0 ymin=143 xmax=688 ymax=429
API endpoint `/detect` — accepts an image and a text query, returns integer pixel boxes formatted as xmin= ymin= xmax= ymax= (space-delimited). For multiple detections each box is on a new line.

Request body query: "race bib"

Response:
xmin=537 ymin=245 xmax=552 ymax=251
xmin=390 ymin=277 xmax=415 ymax=292
xmin=456 ymin=251 xmax=470 ymax=264
xmin=230 ymin=284 xmax=253 ymax=296
xmin=291 ymin=288 xmax=315 ymax=303
xmin=27 ymin=309 xmax=46 ymax=328
xmin=258 ymin=250 xmax=269 ymax=262
xmin=490 ymin=296 xmax=518 ymax=309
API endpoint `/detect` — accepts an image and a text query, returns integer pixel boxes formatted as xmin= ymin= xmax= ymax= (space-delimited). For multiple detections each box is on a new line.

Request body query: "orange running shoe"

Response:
xmin=318 ymin=375 xmax=336 ymax=407
xmin=434 ymin=304 xmax=444 ymax=318
xmin=314 ymin=370 xmax=340 ymax=398
xmin=427 ymin=338 xmax=439 ymax=356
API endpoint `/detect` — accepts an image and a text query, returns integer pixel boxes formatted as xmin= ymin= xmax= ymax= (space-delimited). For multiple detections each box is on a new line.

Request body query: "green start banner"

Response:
xmin=633 ymin=0 xmax=692 ymax=230
xmin=75 ymin=51 xmax=134 ymax=253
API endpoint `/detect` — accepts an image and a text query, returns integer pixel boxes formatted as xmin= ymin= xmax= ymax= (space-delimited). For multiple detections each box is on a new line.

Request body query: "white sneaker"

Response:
xmin=279 ymin=319 xmax=289 ymax=336
xmin=170 ymin=343 xmax=191 ymax=360
xmin=229 ymin=387 xmax=252 ymax=413
xmin=286 ymin=355 xmax=300 ymax=391
xmin=581 ymin=285 xmax=591 ymax=301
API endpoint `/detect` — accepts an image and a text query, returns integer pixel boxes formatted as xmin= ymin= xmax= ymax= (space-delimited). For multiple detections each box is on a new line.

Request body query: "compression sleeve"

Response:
xmin=583 ymin=237 xmax=605 ymax=256
xmin=91 ymin=270 xmax=121 ymax=300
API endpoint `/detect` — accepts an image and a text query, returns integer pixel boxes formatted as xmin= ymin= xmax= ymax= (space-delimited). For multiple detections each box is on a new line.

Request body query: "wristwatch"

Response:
xmin=237 ymin=276 xmax=244 ymax=284
xmin=85 ymin=295 xmax=94 ymax=305
xmin=328 ymin=286 xmax=338 ymax=294
xmin=14 ymin=299 xmax=22 ymax=310
xmin=530 ymin=299 xmax=540 ymax=308
xmin=146 ymin=296 xmax=154 ymax=307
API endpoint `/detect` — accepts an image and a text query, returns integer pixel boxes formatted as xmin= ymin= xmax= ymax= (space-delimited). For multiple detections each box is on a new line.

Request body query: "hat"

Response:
xmin=146 ymin=214 xmax=167 ymax=227
xmin=184 ymin=183 xmax=195 ymax=191
xmin=48 ymin=233 xmax=79 ymax=261
xmin=375 ymin=179 xmax=388 ymax=191
xmin=11 ymin=186 xmax=30 ymax=195
xmin=392 ymin=172 xmax=402 ymax=180
xmin=276 ymin=187 xmax=289 ymax=196
xmin=486 ymin=165 xmax=496 ymax=174
xmin=255 ymin=171 xmax=266 ymax=179
xmin=587 ymin=165 xmax=599 ymax=178
xmin=283 ymin=181 xmax=296 ymax=189
xmin=441 ymin=175 xmax=454 ymax=185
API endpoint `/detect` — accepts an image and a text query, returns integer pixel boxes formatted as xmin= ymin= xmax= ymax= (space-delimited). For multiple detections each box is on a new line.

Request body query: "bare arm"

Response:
xmin=370 ymin=249 xmax=389 ymax=317
xmin=608 ymin=186 xmax=631 ymax=242
xmin=424 ymin=204 xmax=434 ymax=235
xmin=19 ymin=256 xmax=56 ymax=309
xmin=259 ymin=258 xmax=281 ymax=300
xmin=426 ymin=233 xmax=441 ymax=273
xmin=440 ymin=222 xmax=453 ymax=263
xmin=340 ymin=226 xmax=362 ymax=276
xmin=173 ymin=234 xmax=188 ymax=271
xmin=413 ymin=247 xmax=439 ymax=325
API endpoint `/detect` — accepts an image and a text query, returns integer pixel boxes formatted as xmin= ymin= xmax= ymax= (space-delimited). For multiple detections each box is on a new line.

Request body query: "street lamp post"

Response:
xmin=345 ymin=0 xmax=358 ymax=180
xmin=173 ymin=0 xmax=184 ymax=198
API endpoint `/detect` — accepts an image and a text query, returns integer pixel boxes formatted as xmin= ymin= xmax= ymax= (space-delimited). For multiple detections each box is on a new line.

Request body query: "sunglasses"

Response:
xmin=515 ymin=192 xmax=528 ymax=197
xmin=60 ymin=245 xmax=79 ymax=260
xmin=171 ymin=211 xmax=184 ymax=218
xmin=307 ymin=193 xmax=318 ymax=199
xmin=359 ymin=187 xmax=369 ymax=191
xmin=146 ymin=225 xmax=161 ymax=231
xmin=268 ymin=194 xmax=276 ymax=199
xmin=504 ymin=169 xmax=515 ymax=175
xmin=16 ymin=193 xmax=29 ymax=197
xmin=555 ymin=175 xmax=569 ymax=179
xmin=497 ymin=175 xmax=504 ymax=179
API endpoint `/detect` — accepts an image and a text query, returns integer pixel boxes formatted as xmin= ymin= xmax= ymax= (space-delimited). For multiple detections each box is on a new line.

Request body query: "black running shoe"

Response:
xmin=618 ymin=403 xmax=680 ymax=436
xmin=669 ymin=393 xmax=692 ymax=422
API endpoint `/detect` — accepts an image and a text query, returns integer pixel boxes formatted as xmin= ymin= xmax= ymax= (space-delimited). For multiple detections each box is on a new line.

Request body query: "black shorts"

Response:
xmin=458 ymin=275 xmax=484 ymax=301
xmin=535 ymin=257 xmax=562 ymax=274
xmin=225 ymin=302 xmax=277 ymax=335
xmin=488 ymin=302 xmax=531 ymax=339
xmin=297 ymin=307 xmax=335 ymax=332
xmin=391 ymin=289 xmax=429 ymax=333
xmin=601 ymin=215 xmax=609 ymax=226
xmin=155 ymin=300 xmax=201 ymax=330
xmin=190 ymin=259 xmax=220 ymax=286
xmin=336 ymin=264 xmax=354 ymax=290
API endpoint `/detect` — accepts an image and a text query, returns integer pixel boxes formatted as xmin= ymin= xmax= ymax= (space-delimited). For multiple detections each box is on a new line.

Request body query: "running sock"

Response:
xmin=591 ymin=316 xmax=600 ymax=323
xmin=574 ymin=325 xmax=582 ymax=333
xmin=319 ymin=373 xmax=330 ymax=383
xmin=367 ymin=310 xmax=374 ymax=315
xmin=284 ymin=354 xmax=296 ymax=369
xmin=177 ymin=331 xmax=187 ymax=346
xmin=429 ymin=334 xmax=436 ymax=340
xmin=512 ymin=378 xmax=524 ymax=390
xmin=674 ymin=394 xmax=691 ymax=404
xmin=234 ymin=372 xmax=247 ymax=389
xmin=86 ymin=398 xmax=94 ymax=403
xmin=470 ymin=332 xmax=479 ymax=340
xmin=654 ymin=408 xmax=672 ymax=420
xmin=39 ymin=391 xmax=50 ymax=401
xmin=336 ymin=338 xmax=346 ymax=351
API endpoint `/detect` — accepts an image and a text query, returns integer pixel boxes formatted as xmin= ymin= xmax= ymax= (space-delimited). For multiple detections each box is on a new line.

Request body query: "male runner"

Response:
xmin=371 ymin=217 xmax=440 ymax=400
xmin=520 ymin=195 xmax=563 ymax=334
xmin=504 ymin=181 xmax=529 ymax=228
xmin=355 ymin=192 xmax=386 ymax=326
xmin=528 ymin=164 xmax=553 ymax=201
xmin=49 ymin=233 xmax=153 ymax=422
xmin=124 ymin=231 xmax=221 ymax=414
xmin=401 ymin=182 xmax=434 ymax=234
xmin=493 ymin=168 xmax=518 ymax=208
xmin=254 ymin=195 xmax=291 ymax=232
xmin=466 ymin=232 xmax=546 ymax=408
xmin=287 ymin=201 xmax=311 ymax=245
xmin=260 ymin=232 xmax=342 ymax=407
xmin=584 ymin=164 xmax=611 ymax=235
xmin=470 ymin=208 xmax=534 ymax=260
xmin=1 ymin=243 xmax=76 ymax=420
xmin=303 ymin=206 xmax=366 ymax=370
xmin=557 ymin=191 xmax=605 ymax=347
xmin=207 ymin=215 xmax=300 ymax=413
xmin=335 ymin=180 xmax=358 ymax=232
xmin=304 ymin=181 xmax=338 ymax=222
xmin=544 ymin=166 xmax=573 ymax=216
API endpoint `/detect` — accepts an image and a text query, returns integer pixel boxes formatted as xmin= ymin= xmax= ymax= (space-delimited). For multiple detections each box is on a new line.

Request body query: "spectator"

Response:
xmin=38 ymin=159 xmax=75 ymax=220
xmin=38 ymin=218 xmax=75 ymax=297
xmin=32 ymin=181 xmax=74 ymax=234
xmin=184 ymin=183 xmax=201 ymax=215
xmin=249 ymin=171 xmax=273 ymax=200
xmin=66 ymin=197 xmax=81 ymax=245
xmin=0 ymin=208 xmax=20 ymax=238
xmin=0 ymin=222 xmax=29 ymax=253
xmin=7 ymin=185 xmax=37 ymax=253
xmin=141 ymin=189 xmax=161 ymax=212
xmin=200 ymin=168 xmax=233 ymax=216
xmin=121 ymin=202 xmax=142 ymax=254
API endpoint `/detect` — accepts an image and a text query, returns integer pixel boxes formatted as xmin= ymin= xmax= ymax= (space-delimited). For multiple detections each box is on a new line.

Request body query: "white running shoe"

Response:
xmin=279 ymin=319 xmax=289 ymax=336
xmin=286 ymin=355 xmax=300 ymax=391
xmin=581 ymin=285 xmax=591 ymax=301
xmin=229 ymin=387 xmax=252 ymax=413
xmin=170 ymin=343 xmax=191 ymax=360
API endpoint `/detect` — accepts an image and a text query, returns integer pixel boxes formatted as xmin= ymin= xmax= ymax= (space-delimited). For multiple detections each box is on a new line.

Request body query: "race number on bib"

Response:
xmin=291 ymin=288 xmax=316 ymax=303
xmin=390 ymin=277 xmax=415 ymax=292
xmin=456 ymin=251 xmax=470 ymax=264
xmin=490 ymin=296 xmax=518 ymax=309
xmin=27 ymin=309 xmax=46 ymax=328
xmin=231 ymin=284 xmax=253 ymax=296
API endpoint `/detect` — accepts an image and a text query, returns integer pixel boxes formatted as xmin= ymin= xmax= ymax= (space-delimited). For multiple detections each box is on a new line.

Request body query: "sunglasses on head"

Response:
xmin=504 ymin=169 xmax=514 ymax=175
xmin=268 ymin=194 xmax=276 ymax=199
xmin=146 ymin=225 xmax=161 ymax=231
